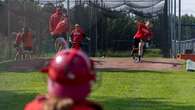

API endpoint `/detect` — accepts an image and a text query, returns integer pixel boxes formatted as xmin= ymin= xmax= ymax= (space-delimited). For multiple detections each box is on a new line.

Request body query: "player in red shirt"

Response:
xmin=51 ymin=15 xmax=69 ymax=51
xmin=51 ymin=15 xmax=69 ymax=40
xmin=49 ymin=7 xmax=64 ymax=35
xmin=14 ymin=31 xmax=24 ymax=60
xmin=21 ymin=27 xmax=33 ymax=60
xmin=131 ymin=20 xmax=153 ymax=62
xmin=24 ymin=49 xmax=103 ymax=110
xmin=71 ymin=24 xmax=85 ymax=49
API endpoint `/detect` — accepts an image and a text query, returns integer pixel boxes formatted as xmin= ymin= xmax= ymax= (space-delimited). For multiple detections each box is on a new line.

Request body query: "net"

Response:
xmin=81 ymin=0 xmax=165 ymax=17
xmin=37 ymin=0 xmax=165 ymax=17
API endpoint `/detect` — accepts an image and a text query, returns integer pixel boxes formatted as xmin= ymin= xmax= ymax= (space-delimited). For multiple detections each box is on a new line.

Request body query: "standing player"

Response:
xmin=71 ymin=24 xmax=85 ymax=49
xmin=21 ymin=27 xmax=33 ymax=60
xmin=49 ymin=7 xmax=64 ymax=36
xmin=24 ymin=49 xmax=103 ymax=110
xmin=49 ymin=7 xmax=69 ymax=51
xmin=51 ymin=15 xmax=69 ymax=51
xmin=14 ymin=31 xmax=24 ymax=60
xmin=131 ymin=19 xmax=153 ymax=62
xmin=51 ymin=15 xmax=69 ymax=40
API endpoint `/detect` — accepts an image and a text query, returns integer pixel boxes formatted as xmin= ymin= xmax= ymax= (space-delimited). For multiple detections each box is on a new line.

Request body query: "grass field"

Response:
xmin=1 ymin=70 xmax=195 ymax=110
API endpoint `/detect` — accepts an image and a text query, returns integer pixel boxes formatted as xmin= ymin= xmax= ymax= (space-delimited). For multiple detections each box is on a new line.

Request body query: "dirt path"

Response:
xmin=3 ymin=57 xmax=183 ymax=72
xmin=93 ymin=57 xmax=183 ymax=71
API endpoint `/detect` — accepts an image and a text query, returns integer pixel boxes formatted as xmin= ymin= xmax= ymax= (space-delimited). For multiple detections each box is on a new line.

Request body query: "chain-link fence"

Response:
xmin=0 ymin=0 xmax=168 ymax=61
xmin=174 ymin=24 xmax=195 ymax=54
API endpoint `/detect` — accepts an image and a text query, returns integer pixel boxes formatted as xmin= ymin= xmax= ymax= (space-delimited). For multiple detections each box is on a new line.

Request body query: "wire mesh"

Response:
xmin=77 ymin=0 xmax=165 ymax=17
xmin=0 ymin=0 xmax=168 ymax=61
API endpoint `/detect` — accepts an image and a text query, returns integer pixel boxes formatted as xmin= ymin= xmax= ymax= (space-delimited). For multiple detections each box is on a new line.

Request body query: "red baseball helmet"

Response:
xmin=42 ymin=49 xmax=96 ymax=85
xmin=41 ymin=49 xmax=96 ymax=101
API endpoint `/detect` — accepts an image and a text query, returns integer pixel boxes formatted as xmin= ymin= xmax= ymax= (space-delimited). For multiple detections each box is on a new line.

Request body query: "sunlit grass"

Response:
xmin=1 ymin=70 xmax=195 ymax=110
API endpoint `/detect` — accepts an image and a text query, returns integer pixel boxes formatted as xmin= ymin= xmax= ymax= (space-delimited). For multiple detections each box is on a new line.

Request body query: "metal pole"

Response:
xmin=67 ymin=0 xmax=70 ymax=29
xmin=95 ymin=1 xmax=98 ymax=56
xmin=167 ymin=0 xmax=171 ymax=56
xmin=178 ymin=0 xmax=181 ymax=53
xmin=8 ymin=0 xmax=11 ymax=59
xmin=67 ymin=0 xmax=71 ymax=47
xmin=167 ymin=0 xmax=170 ymax=16
xmin=89 ymin=5 xmax=92 ymax=56
xmin=174 ymin=0 xmax=177 ymax=57
xmin=170 ymin=0 xmax=174 ymax=57
xmin=24 ymin=0 xmax=26 ymax=27
xmin=7 ymin=0 xmax=10 ymax=37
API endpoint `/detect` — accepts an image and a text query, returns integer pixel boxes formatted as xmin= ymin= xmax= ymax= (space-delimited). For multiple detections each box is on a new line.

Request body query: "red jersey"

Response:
xmin=24 ymin=95 xmax=102 ymax=110
xmin=15 ymin=32 xmax=22 ymax=45
xmin=71 ymin=28 xmax=85 ymax=49
xmin=52 ymin=17 xmax=69 ymax=36
xmin=134 ymin=22 xmax=152 ymax=40
xmin=22 ymin=32 xmax=33 ymax=48
xmin=49 ymin=12 xmax=63 ymax=32
xmin=71 ymin=29 xmax=85 ymax=43
xmin=143 ymin=26 xmax=153 ymax=40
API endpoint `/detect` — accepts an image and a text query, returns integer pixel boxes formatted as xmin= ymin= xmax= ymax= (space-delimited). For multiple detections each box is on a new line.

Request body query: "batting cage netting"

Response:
xmin=0 ymin=0 xmax=169 ymax=61
xmin=78 ymin=0 xmax=165 ymax=17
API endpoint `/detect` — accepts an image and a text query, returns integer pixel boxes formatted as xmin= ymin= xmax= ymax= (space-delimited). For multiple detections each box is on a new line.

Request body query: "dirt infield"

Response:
xmin=2 ymin=57 xmax=183 ymax=72
xmin=0 ymin=59 xmax=46 ymax=72
xmin=93 ymin=57 xmax=183 ymax=71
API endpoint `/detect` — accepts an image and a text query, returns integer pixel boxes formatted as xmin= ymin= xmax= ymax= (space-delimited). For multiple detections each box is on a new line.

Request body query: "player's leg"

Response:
xmin=19 ymin=46 xmax=24 ymax=60
xmin=131 ymin=38 xmax=139 ymax=60
xmin=15 ymin=51 xmax=19 ymax=61
xmin=55 ymin=37 xmax=64 ymax=52
xmin=138 ymin=40 xmax=145 ymax=62
xmin=23 ymin=47 xmax=32 ymax=60
xmin=16 ymin=46 xmax=23 ymax=61
xmin=54 ymin=40 xmax=58 ymax=52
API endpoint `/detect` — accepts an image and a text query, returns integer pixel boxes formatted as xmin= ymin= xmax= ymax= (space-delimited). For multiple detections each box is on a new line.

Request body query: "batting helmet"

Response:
xmin=41 ymin=49 xmax=96 ymax=101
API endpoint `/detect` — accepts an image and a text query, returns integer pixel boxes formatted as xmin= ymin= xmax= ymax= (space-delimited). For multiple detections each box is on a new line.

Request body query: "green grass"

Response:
xmin=144 ymin=49 xmax=162 ymax=57
xmin=1 ymin=70 xmax=195 ymax=110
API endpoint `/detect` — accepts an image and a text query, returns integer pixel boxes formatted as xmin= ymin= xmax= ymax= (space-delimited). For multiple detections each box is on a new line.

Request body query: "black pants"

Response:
xmin=133 ymin=38 xmax=140 ymax=48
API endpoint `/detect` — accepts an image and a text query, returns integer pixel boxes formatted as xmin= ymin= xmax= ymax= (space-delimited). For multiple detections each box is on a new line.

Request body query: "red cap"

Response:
xmin=41 ymin=49 xmax=96 ymax=86
xmin=41 ymin=49 xmax=96 ymax=101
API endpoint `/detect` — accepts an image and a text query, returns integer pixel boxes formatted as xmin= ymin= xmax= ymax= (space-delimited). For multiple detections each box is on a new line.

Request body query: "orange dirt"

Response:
xmin=93 ymin=57 xmax=183 ymax=71
xmin=5 ymin=57 xmax=183 ymax=72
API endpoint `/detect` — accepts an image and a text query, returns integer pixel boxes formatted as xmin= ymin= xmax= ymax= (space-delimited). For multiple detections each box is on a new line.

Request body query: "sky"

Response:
xmin=180 ymin=0 xmax=195 ymax=15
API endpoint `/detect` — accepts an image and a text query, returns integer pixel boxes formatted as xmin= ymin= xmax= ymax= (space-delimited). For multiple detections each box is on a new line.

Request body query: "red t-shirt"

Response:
xmin=15 ymin=32 xmax=22 ymax=45
xmin=52 ymin=17 xmax=69 ymax=36
xmin=22 ymin=32 xmax=33 ymax=48
xmin=24 ymin=95 xmax=102 ymax=110
xmin=143 ymin=27 xmax=153 ymax=40
xmin=71 ymin=29 xmax=85 ymax=43
xmin=49 ymin=12 xmax=63 ymax=33
xmin=134 ymin=23 xmax=152 ymax=40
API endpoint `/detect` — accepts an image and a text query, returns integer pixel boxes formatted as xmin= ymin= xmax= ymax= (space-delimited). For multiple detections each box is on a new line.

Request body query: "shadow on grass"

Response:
xmin=0 ymin=90 xmax=38 ymax=110
xmin=1 ymin=90 xmax=195 ymax=110
xmin=0 ymin=59 xmax=47 ymax=73
xmin=97 ymin=69 xmax=171 ymax=74
xmin=92 ymin=96 xmax=195 ymax=110
xmin=143 ymin=60 xmax=182 ymax=66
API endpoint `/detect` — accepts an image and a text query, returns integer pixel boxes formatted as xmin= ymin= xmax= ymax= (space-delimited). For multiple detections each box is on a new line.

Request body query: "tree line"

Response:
xmin=0 ymin=0 xmax=195 ymax=59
